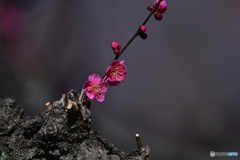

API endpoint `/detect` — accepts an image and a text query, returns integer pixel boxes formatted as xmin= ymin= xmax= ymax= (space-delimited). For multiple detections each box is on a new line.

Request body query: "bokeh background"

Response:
xmin=1 ymin=0 xmax=240 ymax=159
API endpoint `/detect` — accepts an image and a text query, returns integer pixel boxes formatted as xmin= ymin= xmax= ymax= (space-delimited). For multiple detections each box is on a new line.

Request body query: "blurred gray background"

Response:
xmin=1 ymin=0 xmax=240 ymax=159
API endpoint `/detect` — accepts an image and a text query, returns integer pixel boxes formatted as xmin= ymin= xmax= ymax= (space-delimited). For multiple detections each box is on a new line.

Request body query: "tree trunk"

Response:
xmin=0 ymin=90 xmax=150 ymax=160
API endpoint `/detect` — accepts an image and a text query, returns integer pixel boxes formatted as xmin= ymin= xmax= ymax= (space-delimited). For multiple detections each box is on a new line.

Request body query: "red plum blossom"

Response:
xmin=104 ymin=60 xmax=127 ymax=86
xmin=84 ymin=73 xmax=107 ymax=102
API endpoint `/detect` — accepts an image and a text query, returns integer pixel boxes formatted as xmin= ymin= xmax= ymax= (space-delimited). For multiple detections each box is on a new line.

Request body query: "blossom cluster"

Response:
xmin=84 ymin=58 xmax=127 ymax=102
xmin=148 ymin=0 xmax=167 ymax=20
xmin=83 ymin=0 xmax=167 ymax=103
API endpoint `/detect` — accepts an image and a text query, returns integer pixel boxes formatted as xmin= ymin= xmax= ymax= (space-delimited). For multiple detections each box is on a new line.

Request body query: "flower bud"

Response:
xmin=153 ymin=0 xmax=159 ymax=8
xmin=147 ymin=5 xmax=153 ymax=11
xmin=158 ymin=0 xmax=167 ymax=13
xmin=114 ymin=49 xmax=120 ymax=56
xmin=140 ymin=33 xmax=148 ymax=40
xmin=154 ymin=12 xmax=163 ymax=20
xmin=139 ymin=25 xmax=147 ymax=33
xmin=111 ymin=40 xmax=121 ymax=50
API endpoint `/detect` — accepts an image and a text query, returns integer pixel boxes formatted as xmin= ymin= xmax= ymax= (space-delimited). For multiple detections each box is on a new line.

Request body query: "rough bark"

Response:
xmin=0 ymin=90 xmax=150 ymax=160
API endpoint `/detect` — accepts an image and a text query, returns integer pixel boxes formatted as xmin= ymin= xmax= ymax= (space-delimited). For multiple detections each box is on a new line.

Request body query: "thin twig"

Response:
xmin=80 ymin=0 xmax=162 ymax=102
xmin=114 ymin=0 xmax=161 ymax=59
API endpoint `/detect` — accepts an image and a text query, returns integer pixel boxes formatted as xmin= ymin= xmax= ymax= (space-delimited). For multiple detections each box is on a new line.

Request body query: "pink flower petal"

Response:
xmin=111 ymin=59 xmax=120 ymax=66
xmin=100 ymin=82 xmax=108 ymax=92
xmin=85 ymin=89 xmax=95 ymax=99
xmin=107 ymin=80 xmax=120 ymax=86
xmin=105 ymin=66 xmax=111 ymax=74
xmin=95 ymin=93 xmax=105 ymax=102
xmin=120 ymin=60 xmax=125 ymax=64
xmin=83 ymin=81 xmax=92 ymax=90
xmin=88 ymin=73 xmax=101 ymax=82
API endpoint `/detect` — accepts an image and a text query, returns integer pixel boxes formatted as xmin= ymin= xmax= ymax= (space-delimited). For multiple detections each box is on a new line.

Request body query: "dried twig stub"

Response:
xmin=136 ymin=133 xmax=143 ymax=151
xmin=0 ymin=91 xmax=150 ymax=159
